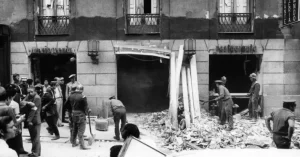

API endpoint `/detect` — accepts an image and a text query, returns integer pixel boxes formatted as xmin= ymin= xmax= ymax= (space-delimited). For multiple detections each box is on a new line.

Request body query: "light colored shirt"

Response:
xmin=110 ymin=99 xmax=125 ymax=111
xmin=216 ymin=85 xmax=231 ymax=100
xmin=9 ymin=100 xmax=20 ymax=115
xmin=55 ymin=85 xmax=63 ymax=99
xmin=0 ymin=139 xmax=18 ymax=157
xmin=66 ymin=81 xmax=80 ymax=99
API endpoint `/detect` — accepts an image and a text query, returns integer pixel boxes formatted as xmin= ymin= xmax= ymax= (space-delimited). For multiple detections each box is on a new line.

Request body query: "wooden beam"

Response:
xmin=169 ymin=52 xmax=178 ymax=128
xmin=186 ymin=66 xmax=195 ymax=123
xmin=175 ymin=45 xmax=185 ymax=99
xmin=190 ymin=55 xmax=201 ymax=118
xmin=115 ymin=52 xmax=170 ymax=59
xmin=181 ymin=66 xmax=191 ymax=128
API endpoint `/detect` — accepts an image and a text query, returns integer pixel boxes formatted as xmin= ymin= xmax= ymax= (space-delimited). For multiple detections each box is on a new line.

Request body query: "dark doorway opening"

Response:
xmin=144 ymin=0 xmax=152 ymax=13
xmin=0 ymin=25 xmax=10 ymax=86
xmin=31 ymin=54 xmax=76 ymax=83
xmin=209 ymin=55 xmax=262 ymax=112
xmin=117 ymin=55 xmax=169 ymax=113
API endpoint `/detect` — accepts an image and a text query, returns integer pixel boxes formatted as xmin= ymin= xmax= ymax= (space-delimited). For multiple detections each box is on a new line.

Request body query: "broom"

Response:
xmin=87 ymin=111 xmax=96 ymax=146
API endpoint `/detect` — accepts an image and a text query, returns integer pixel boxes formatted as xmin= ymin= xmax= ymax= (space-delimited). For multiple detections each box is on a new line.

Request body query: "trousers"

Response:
xmin=6 ymin=127 xmax=26 ymax=155
xmin=45 ymin=115 xmax=60 ymax=136
xmin=220 ymin=99 xmax=233 ymax=128
xmin=273 ymin=134 xmax=291 ymax=149
xmin=248 ymin=96 xmax=259 ymax=119
xmin=55 ymin=98 xmax=63 ymax=125
xmin=71 ymin=112 xmax=86 ymax=145
xmin=113 ymin=107 xmax=127 ymax=139
xmin=28 ymin=124 xmax=41 ymax=156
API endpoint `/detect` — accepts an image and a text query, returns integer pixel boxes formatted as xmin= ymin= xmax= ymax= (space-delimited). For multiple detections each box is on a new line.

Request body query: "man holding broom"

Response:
xmin=67 ymin=84 xmax=91 ymax=150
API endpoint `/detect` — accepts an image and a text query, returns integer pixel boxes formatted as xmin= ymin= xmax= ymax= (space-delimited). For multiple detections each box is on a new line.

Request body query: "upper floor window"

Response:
xmin=218 ymin=0 xmax=254 ymax=33
xmin=125 ymin=0 xmax=161 ymax=34
xmin=37 ymin=0 xmax=70 ymax=35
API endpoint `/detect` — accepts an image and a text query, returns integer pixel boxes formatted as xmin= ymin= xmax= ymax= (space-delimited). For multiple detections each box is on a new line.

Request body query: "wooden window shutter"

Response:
xmin=151 ymin=0 xmax=158 ymax=14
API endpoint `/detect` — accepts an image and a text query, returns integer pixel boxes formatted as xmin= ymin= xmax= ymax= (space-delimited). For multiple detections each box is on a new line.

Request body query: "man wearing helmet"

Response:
xmin=65 ymin=84 xmax=91 ymax=150
xmin=65 ymin=84 xmax=78 ymax=146
xmin=247 ymin=73 xmax=261 ymax=122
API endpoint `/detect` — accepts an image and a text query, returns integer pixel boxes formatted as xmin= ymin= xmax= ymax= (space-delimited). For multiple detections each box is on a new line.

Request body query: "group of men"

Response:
xmin=213 ymin=73 xmax=297 ymax=149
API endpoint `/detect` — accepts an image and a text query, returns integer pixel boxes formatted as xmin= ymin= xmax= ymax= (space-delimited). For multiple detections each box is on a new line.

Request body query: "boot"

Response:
xmin=79 ymin=137 xmax=90 ymax=150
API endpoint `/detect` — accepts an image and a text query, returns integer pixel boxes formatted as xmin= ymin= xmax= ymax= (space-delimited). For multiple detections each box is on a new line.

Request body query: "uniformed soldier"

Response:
xmin=247 ymin=73 xmax=260 ymax=122
xmin=265 ymin=100 xmax=296 ymax=149
xmin=69 ymin=85 xmax=91 ymax=150
xmin=213 ymin=80 xmax=234 ymax=131
xmin=64 ymin=84 xmax=78 ymax=146
xmin=65 ymin=74 xmax=80 ymax=100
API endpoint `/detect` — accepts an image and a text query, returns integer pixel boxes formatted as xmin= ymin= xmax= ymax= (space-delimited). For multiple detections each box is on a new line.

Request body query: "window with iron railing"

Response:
xmin=37 ymin=0 xmax=70 ymax=35
xmin=125 ymin=0 xmax=161 ymax=34
xmin=218 ymin=0 xmax=254 ymax=33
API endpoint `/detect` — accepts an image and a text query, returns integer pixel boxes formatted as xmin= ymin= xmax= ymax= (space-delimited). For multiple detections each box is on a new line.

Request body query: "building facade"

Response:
xmin=1 ymin=0 xmax=300 ymax=117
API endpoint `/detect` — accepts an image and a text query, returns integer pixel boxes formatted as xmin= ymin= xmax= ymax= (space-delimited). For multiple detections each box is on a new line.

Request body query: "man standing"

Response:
xmin=214 ymin=80 xmax=234 ymax=131
xmin=12 ymin=74 xmax=22 ymax=105
xmin=60 ymin=77 xmax=68 ymax=123
xmin=66 ymin=74 xmax=80 ymax=100
xmin=65 ymin=84 xmax=78 ymax=145
xmin=69 ymin=85 xmax=91 ymax=149
xmin=265 ymin=100 xmax=296 ymax=149
xmin=109 ymin=96 xmax=127 ymax=140
xmin=22 ymin=87 xmax=42 ymax=157
xmin=247 ymin=73 xmax=260 ymax=122
xmin=54 ymin=78 xmax=64 ymax=127
xmin=42 ymin=79 xmax=50 ymax=94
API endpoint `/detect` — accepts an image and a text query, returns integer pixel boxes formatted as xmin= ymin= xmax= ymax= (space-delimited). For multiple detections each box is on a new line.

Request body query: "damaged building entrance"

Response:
xmin=209 ymin=54 xmax=262 ymax=113
xmin=117 ymin=55 xmax=170 ymax=113
xmin=30 ymin=54 xmax=76 ymax=83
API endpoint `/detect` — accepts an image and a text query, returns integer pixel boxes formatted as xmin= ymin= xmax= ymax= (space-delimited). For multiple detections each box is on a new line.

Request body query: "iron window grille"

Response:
xmin=125 ymin=14 xmax=160 ymax=34
xmin=37 ymin=16 xmax=70 ymax=35
xmin=218 ymin=13 xmax=253 ymax=33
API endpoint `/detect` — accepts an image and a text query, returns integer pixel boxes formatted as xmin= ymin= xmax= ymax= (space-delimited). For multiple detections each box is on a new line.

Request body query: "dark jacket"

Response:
xmin=66 ymin=92 xmax=89 ymax=115
xmin=60 ymin=84 xmax=66 ymax=102
xmin=42 ymin=90 xmax=57 ymax=116
xmin=24 ymin=94 xmax=42 ymax=125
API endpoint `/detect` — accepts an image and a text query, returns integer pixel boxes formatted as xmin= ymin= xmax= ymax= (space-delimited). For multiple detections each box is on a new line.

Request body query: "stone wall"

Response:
xmin=10 ymin=39 xmax=300 ymax=117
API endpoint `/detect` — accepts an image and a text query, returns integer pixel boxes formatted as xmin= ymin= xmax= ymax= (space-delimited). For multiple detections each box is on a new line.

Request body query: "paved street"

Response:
xmin=21 ymin=114 xmax=171 ymax=157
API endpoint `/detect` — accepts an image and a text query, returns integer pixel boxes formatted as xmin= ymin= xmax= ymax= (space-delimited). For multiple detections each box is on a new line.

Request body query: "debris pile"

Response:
xmin=140 ymin=110 xmax=300 ymax=151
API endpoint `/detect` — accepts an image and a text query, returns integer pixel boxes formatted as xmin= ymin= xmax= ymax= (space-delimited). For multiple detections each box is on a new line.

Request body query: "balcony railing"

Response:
xmin=37 ymin=16 xmax=70 ymax=35
xmin=218 ymin=13 xmax=253 ymax=33
xmin=126 ymin=14 xmax=160 ymax=34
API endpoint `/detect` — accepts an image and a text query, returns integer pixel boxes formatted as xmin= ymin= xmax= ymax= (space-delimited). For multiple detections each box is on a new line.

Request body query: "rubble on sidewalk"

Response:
xmin=138 ymin=110 xmax=300 ymax=152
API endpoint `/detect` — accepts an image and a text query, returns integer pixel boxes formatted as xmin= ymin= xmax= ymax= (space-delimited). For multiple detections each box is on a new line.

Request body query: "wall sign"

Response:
xmin=30 ymin=47 xmax=75 ymax=55
xmin=215 ymin=45 xmax=257 ymax=54
xmin=283 ymin=0 xmax=300 ymax=26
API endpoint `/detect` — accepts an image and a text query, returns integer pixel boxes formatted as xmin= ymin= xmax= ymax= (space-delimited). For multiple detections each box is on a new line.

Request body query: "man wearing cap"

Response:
xmin=65 ymin=84 xmax=78 ymax=145
xmin=247 ymin=73 xmax=261 ymax=122
xmin=66 ymin=74 xmax=80 ymax=100
xmin=217 ymin=76 xmax=227 ymax=121
xmin=54 ymin=78 xmax=64 ymax=127
xmin=214 ymin=80 xmax=234 ymax=131
xmin=109 ymin=96 xmax=127 ymax=140
xmin=265 ymin=100 xmax=296 ymax=149
xmin=67 ymin=84 xmax=91 ymax=150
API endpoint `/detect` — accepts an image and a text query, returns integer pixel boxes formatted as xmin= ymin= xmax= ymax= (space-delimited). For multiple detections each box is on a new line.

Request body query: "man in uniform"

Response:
xmin=214 ymin=80 xmax=234 ymax=131
xmin=65 ymin=84 xmax=78 ymax=145
xmin=265 ymin=100 xmax=296 ymax=149
xmin=247 ymin=73 xmax=260 ymax=122
xmin=109 ymin=96 xmax=127 ymax=140
xmin=65 ymin=74 xmax=80 ymax=101
xmin=69 ymin=85 xmax=90 ymax=150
